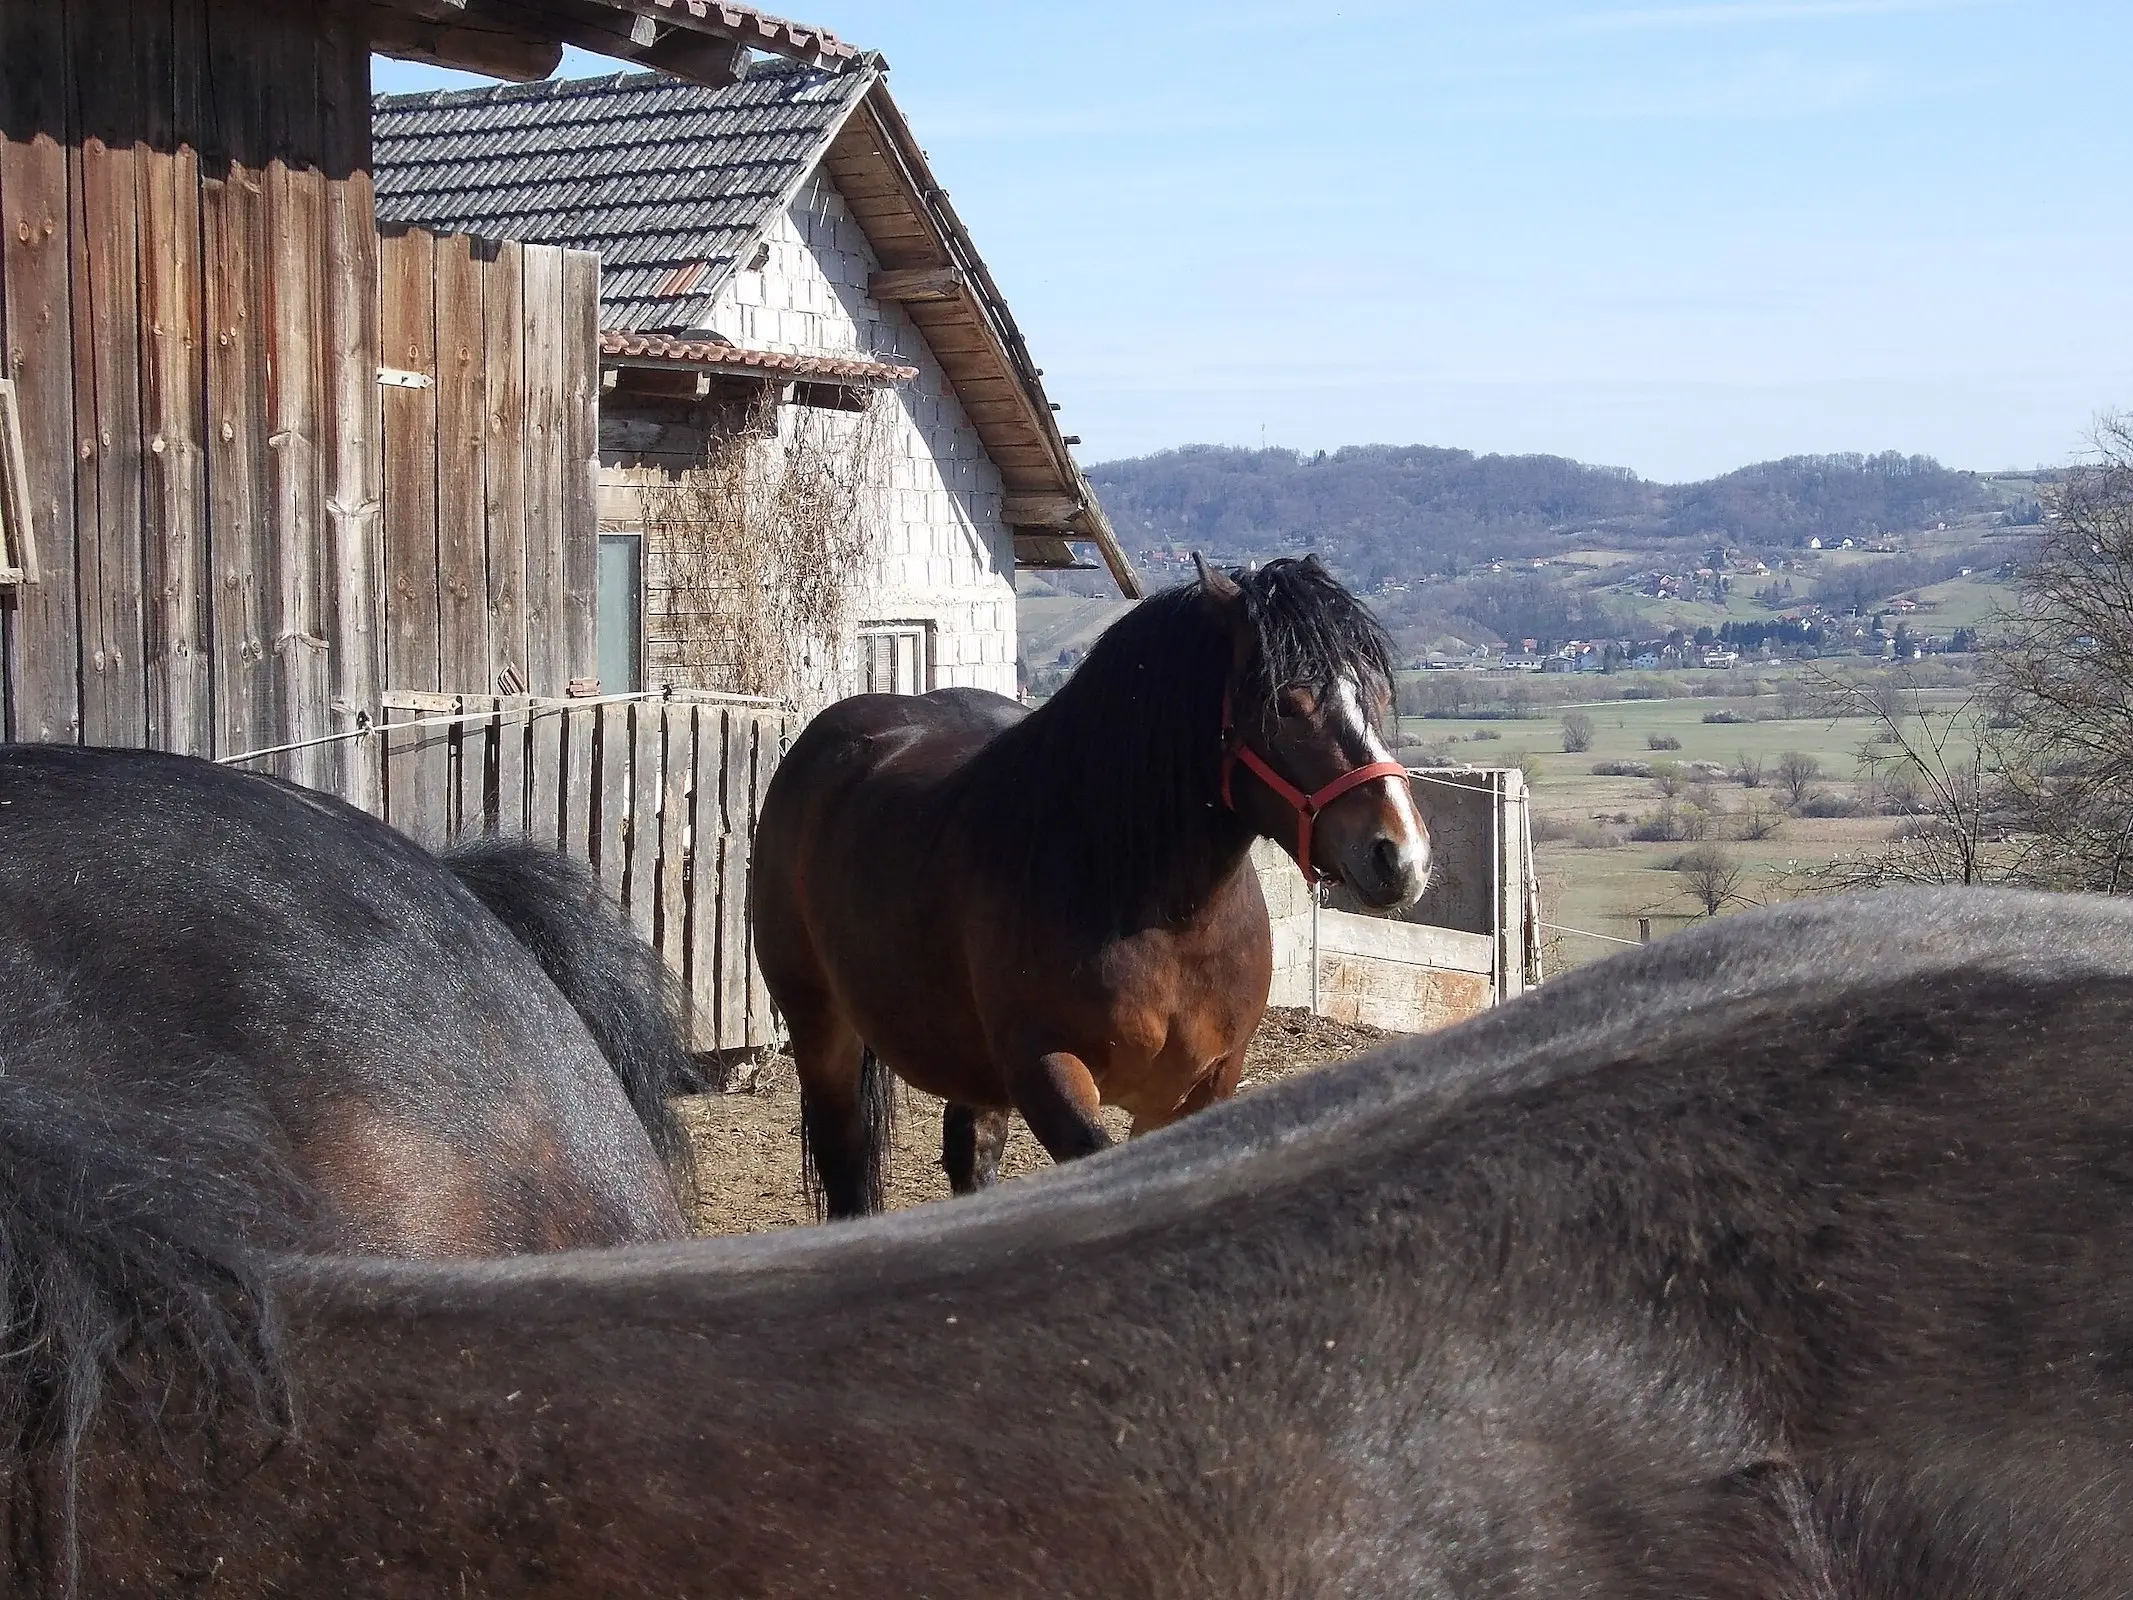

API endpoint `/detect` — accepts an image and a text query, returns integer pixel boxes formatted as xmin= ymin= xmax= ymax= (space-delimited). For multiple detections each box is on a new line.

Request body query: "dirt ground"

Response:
xmin=678 ymin=1007 xmax=1391 ymax=1237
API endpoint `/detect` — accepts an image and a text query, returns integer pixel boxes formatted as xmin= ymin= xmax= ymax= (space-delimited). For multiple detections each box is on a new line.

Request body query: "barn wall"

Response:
xmin=610 ymin=166 xmax=1017 ymax=704
xmin=0 ymin=0 xmax=379 ymax=796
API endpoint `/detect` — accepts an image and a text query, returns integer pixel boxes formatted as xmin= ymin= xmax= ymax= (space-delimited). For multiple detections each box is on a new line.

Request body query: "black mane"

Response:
xmin=967 ymin=557 xmax=1396 ymax=936
xmin=0 ymin=950 xmax=302 ymax=1584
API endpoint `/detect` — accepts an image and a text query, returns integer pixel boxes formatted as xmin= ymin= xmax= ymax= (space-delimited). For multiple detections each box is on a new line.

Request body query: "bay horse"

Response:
xmin=751 ymin=554 xmax=1431 ymax=1216
xmin=0 ymin=742 xmax=694 ymax=1257
xmin=17 ymin=887 xmax=2133 ymax=1594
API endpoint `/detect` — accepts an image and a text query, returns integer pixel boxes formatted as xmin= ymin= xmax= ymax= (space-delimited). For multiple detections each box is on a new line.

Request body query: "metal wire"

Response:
xmin=214 ymin=687 xmax=784 ymax=768
xmin=1540 ymin=920 xmax=1644 ymax=948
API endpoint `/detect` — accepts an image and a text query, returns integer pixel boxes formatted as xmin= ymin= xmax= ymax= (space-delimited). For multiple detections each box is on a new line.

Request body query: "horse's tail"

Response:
xmin=442 ymin=838 xmax=699 ymax=1184
xmin=800 ymin=1044 xmax=896 ymax=1218
xmin=0 ymin=991 xmax=301 ymax=1590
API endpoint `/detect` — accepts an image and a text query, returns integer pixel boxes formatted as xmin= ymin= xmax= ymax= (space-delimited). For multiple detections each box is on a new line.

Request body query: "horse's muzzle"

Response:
xmin=1338 ymin=827 xmax=1431 ymax=911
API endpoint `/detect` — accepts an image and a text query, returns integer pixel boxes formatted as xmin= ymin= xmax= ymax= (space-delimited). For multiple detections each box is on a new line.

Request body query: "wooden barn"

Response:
xmin=369 ymin=55 xmax=1140 ymax=710
xmin=0 ymin=0 xmax=880 ymax=1054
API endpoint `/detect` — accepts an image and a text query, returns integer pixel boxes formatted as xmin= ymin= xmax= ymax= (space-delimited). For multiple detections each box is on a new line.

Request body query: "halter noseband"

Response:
xmin=1219 ymin=685 xmax=1409 ymax=887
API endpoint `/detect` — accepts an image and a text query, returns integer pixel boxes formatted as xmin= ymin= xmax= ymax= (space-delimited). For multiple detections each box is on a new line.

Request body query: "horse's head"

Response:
xmin=1197 ymin=554 xmax=1431 ymax=910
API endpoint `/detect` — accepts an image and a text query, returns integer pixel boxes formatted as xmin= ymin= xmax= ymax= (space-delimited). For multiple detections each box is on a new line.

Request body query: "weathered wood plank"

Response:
xmin=526 ymin=698 xmax=564 ymax=847
xmin=319 ymin=1 xmax=382 ymax=809
xmin=563 ymin=700 xmax=595 ymax=860
xmin=745 ymin=712 xmax=779 ymax=1046
xmin=202 ymin=164 xmax=271 ymax=756
xmin=71 ymin=0 xmax=149 ymax=747
xmin=685 ymin=705 xmax=721 ymax=1049
xmin=519 ymin=244 xmax=565 ymax=696
xmin=138 ymin=141 xmax=211 ymax=756
xmin=265 ymin=158 xmax=329 ymax=786
xmin=455 ymin=692 xmax=495 ymax=838
xmin=379 ymin=227 xmax=439 ymax=693
xmin=716 ymin=707 xmax=752 ymax=1050
xmin=386 ymin=705 xmax=453 ymax=850
xmin=557 ymin=247 xmax=598 ymax=685
xmin=627 ymin=696 xmax=661 ymax=943
xmin=483 ymin=237 xmax=527 ymax=696
xmin=0 ymin=0 xmax=81 ymax=743
xmin=132 ymin=0 xmax=207 ymax=757
xmin=322 ymin=169 xmax=382 ymax=807
xmin=594 ymin=698 xmax=629 ymax=908
xmin=494 ymin=693 xmax=528 ymax=836
xmin=434 ymin=230 xmax=487 ymax=692
xmin=715 ymin=828 xmax=748 ymax=1053
xmin=659 ymin=701 xmax=694 ymax=973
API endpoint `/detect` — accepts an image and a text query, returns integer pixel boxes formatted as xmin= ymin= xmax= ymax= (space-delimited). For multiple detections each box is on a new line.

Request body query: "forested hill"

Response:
xmin=1085 ymin=445 xmax=1999 ymax=582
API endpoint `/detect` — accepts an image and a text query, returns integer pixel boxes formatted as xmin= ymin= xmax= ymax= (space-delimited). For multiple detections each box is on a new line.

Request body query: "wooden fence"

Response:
xmin=378 ymin=228 xmax=599 ymax=711
xmin=0 ymin=0 xmax=376 ymax=785
xmin=378 ymin=689 xmax=788 ymax=1054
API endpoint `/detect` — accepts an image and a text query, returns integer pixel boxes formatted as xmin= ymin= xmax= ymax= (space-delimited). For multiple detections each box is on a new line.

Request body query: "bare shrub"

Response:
xmin=1648 ymin=734 xmax=1682 ymax=751
xmin=635 ymin=390 xmax=890 ymax=711
xmin=1530 ymin=813 xmax=1577 ymax=844
xmin=1735 ymin=799 xmax=1785 ymax=841
xmin=1735 ymin=751 xmax=1765 ymax=788
xmin=1561 ymin=712 xmax=1595 ymax=753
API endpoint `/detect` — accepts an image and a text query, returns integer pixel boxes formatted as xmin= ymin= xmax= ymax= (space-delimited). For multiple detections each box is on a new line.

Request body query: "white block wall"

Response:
xmin=702 ymin=170 xmax=1018 ymax=697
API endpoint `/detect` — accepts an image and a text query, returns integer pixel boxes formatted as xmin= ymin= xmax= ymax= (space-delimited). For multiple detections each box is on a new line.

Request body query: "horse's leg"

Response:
xmin=941 ymin=1106 xmax=1012 ymax=1196
xmin=1130 ymin=1050 xmax=1247 ymax=1139
xmin=1004 ymin=1051 xmax=1111 ymax=1165
xmin=792 ymin=1011 xmax=891 ymax=1220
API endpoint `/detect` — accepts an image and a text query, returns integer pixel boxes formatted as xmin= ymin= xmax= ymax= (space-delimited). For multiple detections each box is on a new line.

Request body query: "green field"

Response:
xmin=1399 ymin=684 xmax=1978 ymax=971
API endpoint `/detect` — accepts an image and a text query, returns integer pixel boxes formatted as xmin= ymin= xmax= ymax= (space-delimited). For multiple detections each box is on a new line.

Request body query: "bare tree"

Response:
xmin=1675 ymin=844 xmax=1747 ymax=917
xmin=1775 ymin=750 xmax=1822 ymax=808
xmin=1560 ymin=711 xmax=1595 ymax=753
xmin=1799 ymin=666 xmax=2032 ymax=889
xmin=1735 ymin=798 xmax=1785 ymax=841
xmin=1735 ymin=750 xmax=1765 ymax=788
xmin=1649 ymin=760 xmax=1686 ymax=800
xmin=1984 ymin=415 xmax=2133 ymax=890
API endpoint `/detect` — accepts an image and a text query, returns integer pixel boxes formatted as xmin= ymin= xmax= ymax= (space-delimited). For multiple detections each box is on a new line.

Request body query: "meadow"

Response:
xmin=1397 ymin=674 xmax=1981 ymax=971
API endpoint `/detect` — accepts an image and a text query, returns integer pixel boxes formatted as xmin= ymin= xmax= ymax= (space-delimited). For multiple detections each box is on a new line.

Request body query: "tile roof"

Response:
xmin=373 ymin=62 xmax=873 ymax=333
xmin=599 ymin=329 xmax=915 ymax=383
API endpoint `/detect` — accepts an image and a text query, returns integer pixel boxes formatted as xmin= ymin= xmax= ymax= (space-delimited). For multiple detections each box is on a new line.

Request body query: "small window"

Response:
xmin=0 ymin=380 xmax=36 ymax=586
xmin=597 ymin=532 xmax=643 ymax=694
xmin=859 ymin=621 xmax=932 ymax=695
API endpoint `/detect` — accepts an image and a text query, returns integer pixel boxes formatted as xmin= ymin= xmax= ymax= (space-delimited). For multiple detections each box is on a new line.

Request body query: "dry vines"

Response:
xmin=638 ymin=388 xmax=891 ymax=711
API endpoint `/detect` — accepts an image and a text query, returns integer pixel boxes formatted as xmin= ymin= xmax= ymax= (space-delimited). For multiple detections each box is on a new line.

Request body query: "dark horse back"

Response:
xmin=0 ymin=745 xmax=686 ymax=1255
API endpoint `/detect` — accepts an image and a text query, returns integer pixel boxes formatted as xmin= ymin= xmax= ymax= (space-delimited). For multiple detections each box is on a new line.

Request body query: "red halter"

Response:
xmin=1219 ymin=685 xmax=1410 ymax=886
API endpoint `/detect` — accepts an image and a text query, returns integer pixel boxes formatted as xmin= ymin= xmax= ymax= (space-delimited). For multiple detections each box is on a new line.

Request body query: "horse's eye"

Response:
xmin=1280 ymin=687 xmax=1317 ymax=720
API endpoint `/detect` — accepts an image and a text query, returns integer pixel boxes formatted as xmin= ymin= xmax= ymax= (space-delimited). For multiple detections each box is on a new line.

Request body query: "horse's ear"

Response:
xmin=1194 ymin=552 xmax=1241 ymax=604
xmin=1302 ymin=552 xmax=1329 ymax=577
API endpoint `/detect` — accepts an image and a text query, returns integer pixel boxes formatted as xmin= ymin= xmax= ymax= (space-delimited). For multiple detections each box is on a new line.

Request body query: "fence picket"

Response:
xmin=659 ymin=703 xmax=694 ymax=970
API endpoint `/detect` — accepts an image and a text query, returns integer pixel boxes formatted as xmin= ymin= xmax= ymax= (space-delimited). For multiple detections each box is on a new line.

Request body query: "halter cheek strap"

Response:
xmin=1219 ymin=687 xmax=1409 ymax=886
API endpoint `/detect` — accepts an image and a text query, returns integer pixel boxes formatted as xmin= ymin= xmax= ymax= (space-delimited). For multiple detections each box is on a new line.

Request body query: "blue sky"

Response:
xmin=372 ymin=2 xmax=2133 ymax=483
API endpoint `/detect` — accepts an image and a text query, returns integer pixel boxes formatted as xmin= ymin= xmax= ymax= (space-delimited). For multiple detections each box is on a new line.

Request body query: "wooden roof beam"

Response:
xmin=371 ymin=5 xmax=565 ymax=80
xmin=577 ymin=0 xmax=862 ymax=71
xmin=1014 ymin=534 xmax=1095 ymax=572
xmin=374 ymin=0 xmax=856 ymax=85
xmin=869 ymin=266 xmax=963 ymax=304
xmin=1002 ymin=493 xmax=1083 ymax=528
